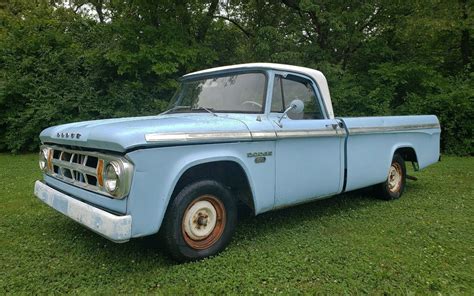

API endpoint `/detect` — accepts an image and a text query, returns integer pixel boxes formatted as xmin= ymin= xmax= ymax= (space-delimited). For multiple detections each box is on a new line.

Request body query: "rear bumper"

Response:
xmin=34 ymin=180 xmax=132 ymax=242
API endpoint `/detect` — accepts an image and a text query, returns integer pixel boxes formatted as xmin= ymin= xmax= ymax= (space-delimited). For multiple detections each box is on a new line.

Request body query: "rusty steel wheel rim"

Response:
xmin=181 ymin=194 xmax=226 ymax=250
xmin=388 ymin=162 xmax=403 ymax=193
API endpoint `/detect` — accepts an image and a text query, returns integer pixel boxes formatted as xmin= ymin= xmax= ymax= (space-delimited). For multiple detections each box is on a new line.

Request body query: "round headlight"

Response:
xmin=104 ymin=161 xmax=121 ymax=194
xmin=39 ymin=148 xmax=48 ymax=172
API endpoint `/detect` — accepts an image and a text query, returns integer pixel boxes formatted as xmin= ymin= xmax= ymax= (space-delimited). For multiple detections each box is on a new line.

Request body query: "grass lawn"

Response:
xmin=0 ymin=154 xmax=472 ymax=294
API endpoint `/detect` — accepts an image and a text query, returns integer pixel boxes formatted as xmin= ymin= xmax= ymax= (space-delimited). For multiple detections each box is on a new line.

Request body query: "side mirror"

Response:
xmin=289 ymin=99 xmax=304 ymax=114
xmin=276 ymin=99 xmax=304 ymax=127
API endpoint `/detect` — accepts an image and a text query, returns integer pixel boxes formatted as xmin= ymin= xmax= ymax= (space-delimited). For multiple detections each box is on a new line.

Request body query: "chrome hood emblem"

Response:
xmin=57 ymin=132 xmax=81 ymax=139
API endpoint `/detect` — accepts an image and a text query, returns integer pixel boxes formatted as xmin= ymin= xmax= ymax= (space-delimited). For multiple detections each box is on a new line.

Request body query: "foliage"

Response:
xmin=1 ymin=154 xmax=473 ymax=293
xmin=0 ymin=0 xmax=472 ymax=154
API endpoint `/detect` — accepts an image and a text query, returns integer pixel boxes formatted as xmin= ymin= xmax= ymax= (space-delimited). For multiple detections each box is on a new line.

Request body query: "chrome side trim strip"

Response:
xmin=251 ymin=131 xmax=277 ymax=140
xmin=145 ymin=132 xmax=252 ymax=143
xmin=348 ymin=123 xmax=440 ymax=135
xmin=145 ymin=123 xmax=438 ymax=143
xmin=276 ymin=128 xmax=345 ymax=138
xmin=145 ymin=129 xmax=345 ymax=143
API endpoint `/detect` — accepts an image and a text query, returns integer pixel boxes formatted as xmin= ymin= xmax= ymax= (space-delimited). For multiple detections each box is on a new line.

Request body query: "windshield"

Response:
xmin=167 ymin=72 xmax=266 ymax=114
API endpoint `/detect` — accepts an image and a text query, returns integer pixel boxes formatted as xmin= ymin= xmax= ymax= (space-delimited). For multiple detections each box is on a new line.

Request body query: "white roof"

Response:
xmin=184 ymin=63 xmax=334 ymax=119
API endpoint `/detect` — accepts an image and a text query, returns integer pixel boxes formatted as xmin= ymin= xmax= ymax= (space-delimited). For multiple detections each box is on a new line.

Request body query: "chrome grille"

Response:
xmin=41 ymin=145 xmax=134 ymax=199
xmin=52 ymin=150 xmax=98 ymax=185
xmin=49 ymin=146 xmax=101 ymax=191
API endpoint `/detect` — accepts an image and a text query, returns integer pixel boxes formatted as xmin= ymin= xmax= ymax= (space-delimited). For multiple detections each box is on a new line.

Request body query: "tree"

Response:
xmin=0 ymin=0 xmax=472 ymax=154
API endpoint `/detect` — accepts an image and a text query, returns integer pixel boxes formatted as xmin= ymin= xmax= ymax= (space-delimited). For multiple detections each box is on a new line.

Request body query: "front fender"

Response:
xmin=170 ymin=155 xmax=257 ymax=207
xmin=125 ymin=141 xmax=275 ymax=238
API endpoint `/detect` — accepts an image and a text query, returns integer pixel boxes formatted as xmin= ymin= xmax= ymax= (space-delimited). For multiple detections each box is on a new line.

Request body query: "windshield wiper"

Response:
xmin=160 ymin=105 xmax=190 ymax=115
xmin=192 ymin=106 xmax=218 ymax=117
xmin=160 ymin=105 xmax=218 ymax=116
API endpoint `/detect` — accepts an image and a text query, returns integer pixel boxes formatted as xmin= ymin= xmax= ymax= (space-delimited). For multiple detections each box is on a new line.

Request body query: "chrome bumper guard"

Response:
xmin=34 ymin=180 xmax=132 ymax=242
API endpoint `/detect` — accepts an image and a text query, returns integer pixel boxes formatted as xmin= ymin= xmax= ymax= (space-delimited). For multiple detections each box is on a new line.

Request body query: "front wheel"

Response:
xmin=161 ymin=180 xmax=237 ymax=262
xmin=377 ymin=153 xmax=406 ymax=200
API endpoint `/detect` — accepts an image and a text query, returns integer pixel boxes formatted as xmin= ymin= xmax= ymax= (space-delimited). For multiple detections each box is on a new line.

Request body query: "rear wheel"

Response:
xmin=161 ymin=180 xmax=237 ymax=262
xmin=377 ymin=153 xmax=406 ymax=200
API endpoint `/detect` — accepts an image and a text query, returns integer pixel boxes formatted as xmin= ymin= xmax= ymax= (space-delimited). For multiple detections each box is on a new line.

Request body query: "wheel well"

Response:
xmin=395 ymin=147 xmax=418 ymax=164
xmin=172 ymin=161 xmax=255 ymax=213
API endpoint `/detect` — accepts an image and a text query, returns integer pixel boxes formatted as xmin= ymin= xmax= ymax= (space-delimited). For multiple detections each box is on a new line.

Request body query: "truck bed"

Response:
xmin=340 ymin=115 xmax=441 ymax=192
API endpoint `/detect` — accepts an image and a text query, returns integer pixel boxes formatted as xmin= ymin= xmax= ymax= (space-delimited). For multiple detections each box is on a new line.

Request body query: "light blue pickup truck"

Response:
xmin=34 ymin=63 xmax=441 ymax=261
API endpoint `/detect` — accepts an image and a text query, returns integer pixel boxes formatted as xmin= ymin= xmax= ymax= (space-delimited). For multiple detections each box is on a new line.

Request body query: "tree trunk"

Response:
xmin=460 ymin=0 xmax=471 ymax=66
xmin=197 ymin=0 xmax=219 ymax=42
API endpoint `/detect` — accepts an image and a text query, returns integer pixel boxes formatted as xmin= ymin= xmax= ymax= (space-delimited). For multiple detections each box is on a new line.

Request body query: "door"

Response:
xmin=269 ymin=72 xmax=345 ymax=207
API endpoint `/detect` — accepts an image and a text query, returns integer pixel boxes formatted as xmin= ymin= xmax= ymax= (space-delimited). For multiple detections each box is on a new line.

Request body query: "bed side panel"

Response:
xmin=341 ymin=115 xmax=440 ymax=192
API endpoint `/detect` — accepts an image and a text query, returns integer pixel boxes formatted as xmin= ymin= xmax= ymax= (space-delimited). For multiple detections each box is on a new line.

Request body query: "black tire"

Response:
xmin=377 ymin=153 xmax=406 ymax=200
xmin=161 ymin=180 xmax=237 ymax=262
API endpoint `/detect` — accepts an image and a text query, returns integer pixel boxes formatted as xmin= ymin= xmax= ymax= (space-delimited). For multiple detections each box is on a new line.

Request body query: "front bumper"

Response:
xmin=34 ymin=180 xmax=132 ymax=242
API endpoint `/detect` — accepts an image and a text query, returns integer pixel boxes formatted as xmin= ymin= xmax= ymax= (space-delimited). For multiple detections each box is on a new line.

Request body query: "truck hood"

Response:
xmin=39 ymin=114 xmax=252 ymax=152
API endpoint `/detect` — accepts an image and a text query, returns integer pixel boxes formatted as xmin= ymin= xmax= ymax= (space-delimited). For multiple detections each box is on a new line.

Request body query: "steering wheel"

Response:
xmin=241 ymin=100 xmax=262 ymax=109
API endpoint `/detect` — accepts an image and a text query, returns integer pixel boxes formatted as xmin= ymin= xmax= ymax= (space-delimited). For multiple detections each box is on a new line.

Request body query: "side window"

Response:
xmin=271 ymin=74 xmax=324 ymax=120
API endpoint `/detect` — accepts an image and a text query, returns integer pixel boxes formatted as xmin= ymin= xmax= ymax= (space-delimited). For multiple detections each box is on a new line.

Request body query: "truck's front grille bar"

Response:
xmin=51 ymin=149 xmax=100 ymax=188
xmin=41 ymin=145 xmax=134 ymax=199
xmin=49 ymin=147 xmax=101 ymax=191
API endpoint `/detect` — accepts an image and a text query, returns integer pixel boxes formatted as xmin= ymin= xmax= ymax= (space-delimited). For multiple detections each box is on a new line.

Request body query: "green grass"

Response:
xmin=1 ymin=154 xmax=473 ymax=294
